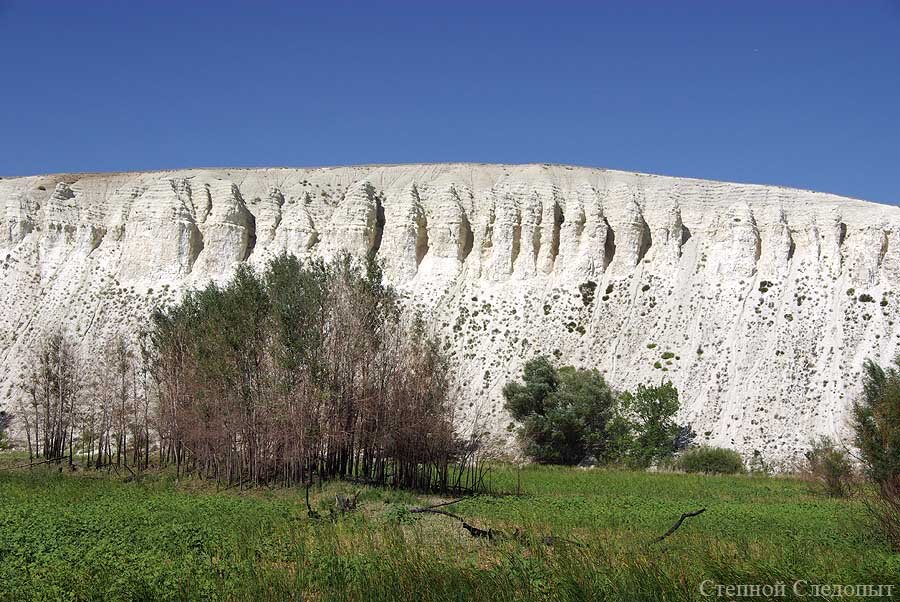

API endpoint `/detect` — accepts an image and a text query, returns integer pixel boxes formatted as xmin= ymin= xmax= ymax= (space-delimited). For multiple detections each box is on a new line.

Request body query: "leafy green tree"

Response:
xmin=854 ymin=359 xmax=900 ymax=490
xmin=504 ymin=357 xmax=616 ymax=465
xmin=619 ymin=382 xmax=682 ymax=468
xmin=503 ymin=356 xmax=558 ymax=419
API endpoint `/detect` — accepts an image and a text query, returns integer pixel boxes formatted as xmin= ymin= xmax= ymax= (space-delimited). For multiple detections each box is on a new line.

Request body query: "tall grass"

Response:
xmin=1 ymin=464 xmax=897 ymax=601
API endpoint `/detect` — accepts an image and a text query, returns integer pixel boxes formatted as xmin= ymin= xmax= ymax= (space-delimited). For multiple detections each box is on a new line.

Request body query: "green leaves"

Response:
xmin=619 ymin=382 xmax=682 ymax=468
xmin=854 ymin=358 xmax=900 ymax=487
xmin=503 ymin=357 xmax=617 ymax=465
xmin=504 ymin=358 xmax=684 ymax=467
xmin=503 ymin=356 xmax=559 ymax=420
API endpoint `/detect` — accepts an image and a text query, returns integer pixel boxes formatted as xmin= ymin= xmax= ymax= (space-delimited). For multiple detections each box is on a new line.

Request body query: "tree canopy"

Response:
xmin=503 ymin=356 xmax=687 ymax=467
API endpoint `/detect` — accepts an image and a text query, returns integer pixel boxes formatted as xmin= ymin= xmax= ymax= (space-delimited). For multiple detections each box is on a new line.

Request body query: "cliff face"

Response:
xmin=2 ymin=164 xmax=898 ymax=463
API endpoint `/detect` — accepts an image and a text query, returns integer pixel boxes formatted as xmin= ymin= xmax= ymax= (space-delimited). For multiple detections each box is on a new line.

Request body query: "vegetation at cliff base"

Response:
xmin=1 ymin=462 xmax=897 ymax=602
xmin=14 ymin=253 xmax=479 ymax=493
xmin=503 ymin=357 xmax=690 ymax=467
xmin=677 ymin=446 xmax=745 ymax=475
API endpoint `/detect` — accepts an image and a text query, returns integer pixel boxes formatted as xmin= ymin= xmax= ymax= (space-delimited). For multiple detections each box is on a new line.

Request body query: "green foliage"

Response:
xmin=0 ymin=465 xmax=895 ymax=601
xmin=504 ymin=358 xmax=616 ymax=465
xmin=618 ymin=382 xmax=682 ymax=468
xmin=853 ymin=358 xmax=900 ymax=548
xmin=854 ymin=359 xmax=900 ymax=490
xmin=677 ymin=446 xmax=745 ymax=475
xmin=0 ymin=412 xmax=10 ymax=451
xmin=503 ymin=357 xmax=559 ymax=420
xmin=578 ymin=280 xmax=597 ymax=306
xmin=504 ymin=359 xmax=684 ymax=467
xmin=805 ymin=437 xmax=854 ymax=497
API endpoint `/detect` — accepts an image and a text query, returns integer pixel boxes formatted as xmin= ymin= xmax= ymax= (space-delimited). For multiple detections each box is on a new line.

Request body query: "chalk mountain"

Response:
xmin=2 ymin=164 xmax=898 ymax=463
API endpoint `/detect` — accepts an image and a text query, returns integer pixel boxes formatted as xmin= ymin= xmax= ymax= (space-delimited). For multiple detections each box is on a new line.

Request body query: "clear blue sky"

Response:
xmin=1 ymin=1 xmax=898 ymax=204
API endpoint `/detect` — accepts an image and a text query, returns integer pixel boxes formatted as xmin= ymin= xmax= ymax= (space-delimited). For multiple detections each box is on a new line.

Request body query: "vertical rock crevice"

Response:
xmin=369 ymin=194 xmax=386 ymax=257
xmin=187 ymin=225 xmax=204 ymax=272
xmin=458 ymin=212 xmax=474 ymax=262
xmin=636 ymin=216 xmax=652 ymax=264
xmin=511 ymin=223 xmax=522 ymax=268
xmin=549 ymin=202 xmax=563 ymax=266
xmin=242 ymin=212 xmax=257 ymax=261
xmin=603 ymin=219 xmax=616 ymax=271
xmin=415 ymin=211 xmax=429 ymax=266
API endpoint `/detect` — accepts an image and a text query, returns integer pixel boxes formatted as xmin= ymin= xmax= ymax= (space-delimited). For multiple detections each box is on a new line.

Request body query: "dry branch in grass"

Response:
xmin=650 ymin=508 xmax=706 ymax=543
xmin=410 ymin=498 xmax=582 ymax=545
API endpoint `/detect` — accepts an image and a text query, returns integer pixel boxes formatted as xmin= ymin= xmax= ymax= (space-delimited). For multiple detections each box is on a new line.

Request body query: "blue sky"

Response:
xmin=1 ymin=1 xmax=898 ymax=204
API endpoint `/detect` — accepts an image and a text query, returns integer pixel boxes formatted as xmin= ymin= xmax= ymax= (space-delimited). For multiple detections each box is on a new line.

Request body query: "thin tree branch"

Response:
xmin=650 ymin=508 xmax=706 ymax=543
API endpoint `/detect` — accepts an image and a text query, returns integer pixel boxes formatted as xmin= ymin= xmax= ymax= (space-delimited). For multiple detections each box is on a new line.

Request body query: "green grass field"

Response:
xmin=1 ymin=460 xmax=897 ymax=601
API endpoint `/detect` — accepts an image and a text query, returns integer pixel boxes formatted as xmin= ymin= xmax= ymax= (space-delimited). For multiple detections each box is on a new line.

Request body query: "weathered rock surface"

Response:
xmin=2 ymin=164 xmax=898 ymax=464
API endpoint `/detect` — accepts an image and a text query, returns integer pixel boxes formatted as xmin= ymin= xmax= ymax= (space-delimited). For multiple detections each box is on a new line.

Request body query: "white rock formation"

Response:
xmin=1 ymin=164 xmax=898 ymax=464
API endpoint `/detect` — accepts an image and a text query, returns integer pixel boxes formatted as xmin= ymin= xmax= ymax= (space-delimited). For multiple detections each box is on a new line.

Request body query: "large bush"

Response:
xmin=503 ymin=358 xmax=616 ymax=465
xmin=676 ymin=446 xmax=744 ymax=475
xmin=805 ymin=437 xmax=854 ymax=497
xmin=852 ymin=359 xmax=900 ymax=548
xmin=503 ymin=357 xmax=686 ymax=466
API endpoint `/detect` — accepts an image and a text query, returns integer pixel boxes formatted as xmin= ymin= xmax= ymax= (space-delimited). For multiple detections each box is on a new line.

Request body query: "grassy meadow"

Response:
xmin=0 ymin=457 xmax=897 ymax=601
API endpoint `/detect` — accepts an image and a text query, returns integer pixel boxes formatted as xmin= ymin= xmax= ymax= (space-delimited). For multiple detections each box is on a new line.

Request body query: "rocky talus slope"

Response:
xmin=2 ymin=164 xmax=898 ymax=463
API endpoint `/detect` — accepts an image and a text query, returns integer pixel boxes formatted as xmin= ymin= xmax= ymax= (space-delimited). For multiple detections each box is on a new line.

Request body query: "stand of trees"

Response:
xmin=19 ymin=332 xmax=84 ymax=465
xmin=14 ymin=253 xmax=477 ymax=493
xmin=18 ymin=330 xmax=156 ymax=471
xmin=151 ymin=253 xmax=467 ymax=490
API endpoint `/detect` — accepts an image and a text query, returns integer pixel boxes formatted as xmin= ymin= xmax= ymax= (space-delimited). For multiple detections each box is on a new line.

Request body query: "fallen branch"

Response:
xmin=410 ymin=499 xmax=581 ymax=545
xmin=410 ymin=506 xmax=467 ymax=522
xmin=651 ymin=508 xmax=706 ymax=543
xmin=410 ymin=504 xmax=502 ymax=539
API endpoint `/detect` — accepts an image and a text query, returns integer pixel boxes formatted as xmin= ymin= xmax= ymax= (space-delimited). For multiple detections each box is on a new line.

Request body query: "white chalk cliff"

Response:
xmin=2 ymin=164 xmax=898 ymax=463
